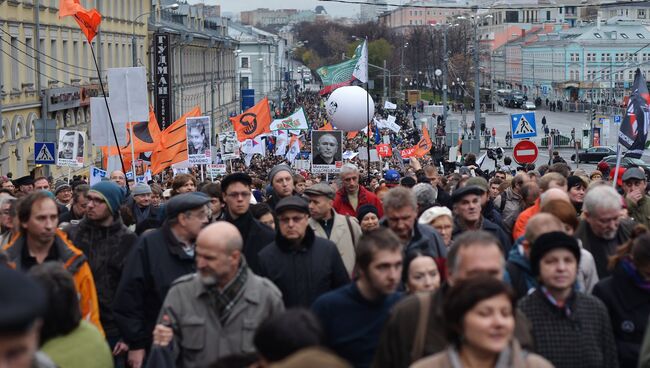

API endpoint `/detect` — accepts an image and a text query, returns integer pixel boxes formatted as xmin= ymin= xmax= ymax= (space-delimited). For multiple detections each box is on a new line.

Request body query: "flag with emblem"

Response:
xmin=619 ymin=68 xmax=650 ymax=159
xmin=59 ymin=0 xmax=102 ymax=43
xmin=230 ymin=97 xmax=272 ymax=141
xmin=316 ymin=40 xmax=366 ymax=95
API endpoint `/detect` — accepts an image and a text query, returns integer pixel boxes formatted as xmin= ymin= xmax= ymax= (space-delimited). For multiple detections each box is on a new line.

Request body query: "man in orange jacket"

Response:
xmin=2 ymin=191 xmax=103 ymax=335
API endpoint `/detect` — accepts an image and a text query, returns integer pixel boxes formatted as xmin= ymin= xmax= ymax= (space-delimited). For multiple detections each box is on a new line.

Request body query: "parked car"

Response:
xmin=599 ymin=155 xmax=650 ymax=177
xmin=523 ymin=101 xmax=536 ymax=110
xmin=571 ymin=146 xmax=616 ymax=163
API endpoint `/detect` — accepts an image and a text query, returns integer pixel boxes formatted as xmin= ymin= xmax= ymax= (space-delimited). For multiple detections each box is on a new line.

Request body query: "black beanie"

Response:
xmin=530 ymin=231 xmax=581 ymax=276
xmin=357 ymin=204 xmax=379 ymax=223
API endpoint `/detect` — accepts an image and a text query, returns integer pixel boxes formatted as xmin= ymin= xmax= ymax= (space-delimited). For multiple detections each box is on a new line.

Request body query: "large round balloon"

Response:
xmin=325 ymin=86 xmax=375 ymax=132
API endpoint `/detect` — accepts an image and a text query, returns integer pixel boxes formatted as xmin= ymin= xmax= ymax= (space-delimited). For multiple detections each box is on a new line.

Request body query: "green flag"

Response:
xmin=316 ymin=41 xmax=364 ymax=87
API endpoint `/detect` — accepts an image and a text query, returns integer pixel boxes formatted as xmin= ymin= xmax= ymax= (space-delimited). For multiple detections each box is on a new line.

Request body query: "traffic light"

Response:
xmin=591 ymin=109 xmax=596 ymax=121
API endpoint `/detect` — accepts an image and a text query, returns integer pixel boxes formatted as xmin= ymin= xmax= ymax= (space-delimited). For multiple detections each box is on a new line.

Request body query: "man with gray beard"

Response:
xmin=576 ymin=184 xmax=634 ymax=278
xmin=151 ymin=222 xmax=284 ymax=368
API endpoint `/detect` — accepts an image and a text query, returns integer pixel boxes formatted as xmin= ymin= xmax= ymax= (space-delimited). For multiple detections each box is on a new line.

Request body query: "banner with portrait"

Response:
xmin=219 ymin=131 xmax=240 ymax=160
xmin=57 ymin=130 xmax=85 ymax=167
xmin=311 ymin=130 xmax=343 ymax=173
xmin=186 ymin=116 xmax=212 ymax=164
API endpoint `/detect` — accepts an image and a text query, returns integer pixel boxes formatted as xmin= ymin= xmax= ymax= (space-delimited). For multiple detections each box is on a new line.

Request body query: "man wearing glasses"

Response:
xmin=220 ymin=173 xmax=275 ymax=275
xmin=113 ymin=192 xmax=210 ymax=368
xmin=258 ymin=195 xmax=350 ymax=307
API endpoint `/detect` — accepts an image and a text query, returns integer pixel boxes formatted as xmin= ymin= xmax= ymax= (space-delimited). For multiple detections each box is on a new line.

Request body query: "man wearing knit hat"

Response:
xmin=64 ymin=181 xmax=138 ymax=364
xmin=519 ymin=231 xmax=618 ymax=368
xmin=127 ymin=183 xmax=159 ymax=226
xmin=267 ymin=164 xmax=295 ymax=210
xmin=114 ymin=192 xmax=210 ymax=368
xmin=54 ymin=179 xmax=73 ymax=206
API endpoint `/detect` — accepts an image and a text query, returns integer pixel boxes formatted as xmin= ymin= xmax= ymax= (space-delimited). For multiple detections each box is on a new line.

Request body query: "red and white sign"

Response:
xmin=376 ymin=144 xmax=392 ymax=158
xmin=513 ymin=140 xmax=538 ymax=164
xmin=400 ymin=146 xmax=416 ymax=158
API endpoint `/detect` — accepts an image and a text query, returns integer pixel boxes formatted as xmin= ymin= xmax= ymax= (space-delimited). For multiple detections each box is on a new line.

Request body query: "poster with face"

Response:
xmin=311 ymin=130 xmax=343 ymax=173
xmin=57 ymin=130 xmax=85 ymax=167
xmin=219 ymin=131 xmax=240 ymax=160
xmin=186 ymin=116 xmax=212 ymax=165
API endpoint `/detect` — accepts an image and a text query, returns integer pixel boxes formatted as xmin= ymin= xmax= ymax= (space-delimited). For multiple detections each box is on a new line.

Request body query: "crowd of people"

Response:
xmin=1 ymin=90 xmax=650 ymax=368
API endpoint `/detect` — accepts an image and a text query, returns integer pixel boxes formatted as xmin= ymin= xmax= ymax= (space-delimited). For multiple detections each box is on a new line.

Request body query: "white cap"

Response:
xmin=418 ymin=206 xmax=453 ymax=225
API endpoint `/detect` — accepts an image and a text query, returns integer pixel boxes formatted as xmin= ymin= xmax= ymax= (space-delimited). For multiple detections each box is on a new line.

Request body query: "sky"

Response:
xmin=189 ymin=0 xmax=360 ymax=18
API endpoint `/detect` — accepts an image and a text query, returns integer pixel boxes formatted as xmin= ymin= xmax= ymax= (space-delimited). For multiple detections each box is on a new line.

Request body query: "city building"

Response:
xmin=0 ymin=0 xmax=150 ymax=178
xmin=241 ymin=8 xmax=299 ymax=28
xmin=360 ymin=0 xmax=388 ymax=23
xmin=150 ymin=2 xmax=239 ymax=135
xmin=228 ymin=22 xmax=289 ymax=113
xmin=378 ymin=0 xmax=465 ymax=33
xmin=492 ymin=18 xmax=650 ymax=102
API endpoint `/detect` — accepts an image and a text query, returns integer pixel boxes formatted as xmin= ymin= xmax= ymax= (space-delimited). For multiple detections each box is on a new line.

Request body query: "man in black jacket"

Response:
xmin=64 ymin=181 xmax=138 ymax=365
xmin=220 ymin=173 xmax=275 ymax=274
xmin=258 ymin=196 xmax=350 ymax=307
xmin=113 ymin=192 xmax=210 ymax=368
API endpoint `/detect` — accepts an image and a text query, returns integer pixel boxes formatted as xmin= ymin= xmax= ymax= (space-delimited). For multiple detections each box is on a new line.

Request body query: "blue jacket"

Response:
xmin=504 ymin=237 xmax=537 ymax=301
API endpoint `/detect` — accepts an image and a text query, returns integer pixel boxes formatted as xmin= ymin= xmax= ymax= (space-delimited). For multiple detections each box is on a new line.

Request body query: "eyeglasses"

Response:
xmin=278 ymin=215 xmax=307 ymax=224
xmin=225 ymin=191 xmax=251 ymax=199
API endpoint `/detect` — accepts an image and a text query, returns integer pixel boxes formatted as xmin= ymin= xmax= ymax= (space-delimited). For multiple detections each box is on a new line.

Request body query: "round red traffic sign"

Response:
xmin=513 ymin=140 xmax=539 ymax=164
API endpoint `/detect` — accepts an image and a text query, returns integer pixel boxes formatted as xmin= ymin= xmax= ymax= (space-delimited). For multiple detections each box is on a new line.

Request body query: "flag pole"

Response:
xmin=612 ymin=142 xmax=622 ymax=188
xmin=88 ymin=43 xmax=129 ymax=183
xmin=366 ymin=81 xmax=371 ymax=183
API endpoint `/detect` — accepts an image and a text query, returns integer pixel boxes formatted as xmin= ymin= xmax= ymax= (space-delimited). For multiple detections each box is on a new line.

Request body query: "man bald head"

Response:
xmin=195 ymin=222 xmax=244 ymax=289
xmin=522 ymin=213 xmax=565 ymax=257
xmin=110 ymin=170 xmax=126 ymax=188
xmin=540 ymin=188 xmax=570 ymax=207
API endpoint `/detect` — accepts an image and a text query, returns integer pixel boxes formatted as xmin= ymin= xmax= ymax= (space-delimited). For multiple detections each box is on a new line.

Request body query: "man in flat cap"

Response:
xmin=257 ymin=195 xmax=350 ymax=307
xmin=0 ymin=267 xmax=56 ymax=368
xmin=622 ymin=167 xmax=650 ymax=229
xmin=450 ymin=185 xmax=511 ymax=252
xmin=220 ymin=173 xmax=275 ymax=274
xmin=304 ymin=183 xmax=362 ymax=275
xmin=127 ymin=183 xmax=160 ymax=227
xmin=13 ymin=175 xmax=34 ymax=198
xmin=114 ymin=192 xmax=210 ymax=368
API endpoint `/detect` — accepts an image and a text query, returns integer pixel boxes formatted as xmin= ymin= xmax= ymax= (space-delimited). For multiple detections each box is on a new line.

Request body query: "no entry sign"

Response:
xmin=513 ymin=140 xmax=539 ymax=164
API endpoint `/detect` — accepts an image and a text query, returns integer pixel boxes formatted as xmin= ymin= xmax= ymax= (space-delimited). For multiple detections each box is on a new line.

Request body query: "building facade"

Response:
xmin=0 ymin=0 xmax=150 ymax=178
xmin=360 ymin=0 xmax=388 ymax=23
xmin=378 ymin=1 xmax=465 ymax=32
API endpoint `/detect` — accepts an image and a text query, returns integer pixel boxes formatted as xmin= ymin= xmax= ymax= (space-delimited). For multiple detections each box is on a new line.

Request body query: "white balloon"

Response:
xmin=325 ymin=86 xmax=375 ymax=132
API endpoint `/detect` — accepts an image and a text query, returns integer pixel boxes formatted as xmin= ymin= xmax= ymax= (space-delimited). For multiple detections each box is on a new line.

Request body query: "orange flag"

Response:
xmin=347 ymin=131 xmax=359 ymax=139
xmin=413 ymin=127 xmax=433 ymax=158
xmin=150 ymin=106 xmax=201 ymax=174
xmin=59 ymin=1 xmax=102 ymax=43
xmin=230 ymin=97 xmax=272 ymax=141
xmin=125 ymin=109 xmax=162 ymax=155
xmin=321 ymin=121 xmax=334 ymax=131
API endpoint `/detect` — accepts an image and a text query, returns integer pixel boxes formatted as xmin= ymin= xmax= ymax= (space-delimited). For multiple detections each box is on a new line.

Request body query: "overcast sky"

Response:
xmin=190 ymin=0 xmax=360 ymax=17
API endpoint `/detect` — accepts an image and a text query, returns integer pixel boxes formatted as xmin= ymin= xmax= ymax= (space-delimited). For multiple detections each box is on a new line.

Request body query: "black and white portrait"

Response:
xmin=186 ymin=116 xmax=211 ymax=164
xmin=311 ymin=130 xmax=343 ymax=173
xmin=219 ymin=131 xmax=240 ymax=160
xmin=57 ymin=130 xmax=85 ymax=167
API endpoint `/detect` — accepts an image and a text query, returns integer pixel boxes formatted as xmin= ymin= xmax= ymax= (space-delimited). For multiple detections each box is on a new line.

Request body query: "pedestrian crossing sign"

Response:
xmin=34 ymin=142 xmax=56 ymax=164
xmin=510 ymin=112 xmax=537 ymax=139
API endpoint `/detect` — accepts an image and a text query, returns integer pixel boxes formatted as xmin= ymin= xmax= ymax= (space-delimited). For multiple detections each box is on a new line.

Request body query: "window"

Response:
xmin=594 ymin=33 xmax=601 ymax=38
xmin=638 ymin=33 xmax=645 ymax=39
xmin=601 ymin=53 xmax=611 ymax=62
xmin=11 ymin=37 xmax=19 ymax=91
xmin=25 ymin=38 xmax=34 ymax=86
xmin=50 ymin=39 xmax=57 ymax=82
xmin=586 ymin=52 xmax=596 ymax=62
xmin=628 ymin=70 xmax=634 ymax=80
xmin=241 ymin=57 xmax=249 ymax=68
xmin=241 ymin=76 xmax=249 ymax=89
xmin=639 ymin=9 xmax=646 ymax=19
xmin=570 ymin=52 xmax=580 ymax=62
xmin=621 ymin=33 xmax=629 ymax=39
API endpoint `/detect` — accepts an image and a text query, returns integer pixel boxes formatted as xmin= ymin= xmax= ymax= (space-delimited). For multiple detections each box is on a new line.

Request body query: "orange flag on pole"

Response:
xmin=59 ymin=0 xmax=102 ymax=43
xmin=347 ymin=131 xmax=359 ymax=139
xmin=321 ymin=121 xmax=334 ymax=131
xmin=413 ymin=127 xmax=433 ymax=158
xmin=230 ymin=97 xmax=272 ymax=141
xmin=150 ymin=106 xmax=201 ymax=174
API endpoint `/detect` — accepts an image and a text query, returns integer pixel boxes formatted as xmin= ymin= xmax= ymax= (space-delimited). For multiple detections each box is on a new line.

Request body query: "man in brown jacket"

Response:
xmin=372 ymin=230 xmax=533 ymax=367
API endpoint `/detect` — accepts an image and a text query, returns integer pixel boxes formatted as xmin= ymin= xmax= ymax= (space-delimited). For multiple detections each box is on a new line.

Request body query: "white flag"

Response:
xmin=274 ymin=131 xmax=289 ymax=156
xmin=286 ymin=136 xmax=301 ymax=162
xmin=352 ymin=40 xmax=368 ymax=83
xmin=384 ymin=101 xmax=397 ymax=110
xmin=270 ymin=108 xmax=309 ymax=131
xmin=240 ymin=137 xmax=265 ymax=156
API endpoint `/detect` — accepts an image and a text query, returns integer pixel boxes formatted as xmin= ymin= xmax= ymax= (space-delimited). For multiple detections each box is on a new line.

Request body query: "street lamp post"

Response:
xmin=132 ymin=3 xmax=179 ymax=67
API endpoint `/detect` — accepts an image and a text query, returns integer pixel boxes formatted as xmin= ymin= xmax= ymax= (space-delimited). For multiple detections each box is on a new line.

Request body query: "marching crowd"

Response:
xmin=1 ymin=90 xmax=650 ymax=368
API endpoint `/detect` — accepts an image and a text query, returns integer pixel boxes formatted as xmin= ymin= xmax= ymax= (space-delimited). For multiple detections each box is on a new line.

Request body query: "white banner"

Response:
xmin=384 ymin=100 xmax=397 ymax=110
xmin=90 ymin=97 xmax=127 ymax=147
xmin=106 ymin=67 xmax=149 ymax=123
xmin=207 ymin=164 xmax=227 ymax=176
xmin=271 ymin=108 xmax=309 ymax=130
xmin=89 ymin=166 xmax=107 ymax=186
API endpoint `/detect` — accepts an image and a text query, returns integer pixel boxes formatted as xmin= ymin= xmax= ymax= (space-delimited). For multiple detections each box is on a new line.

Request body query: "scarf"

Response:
xmin=540 ymin=286 xmax=572 ymax=317
xmin=447 ymin=344 xmax=513 ymax=368
xmin=207 ymin=259 xmax=249 ymax=324
xmin=620 ymin=257 xmax=650 ymax=292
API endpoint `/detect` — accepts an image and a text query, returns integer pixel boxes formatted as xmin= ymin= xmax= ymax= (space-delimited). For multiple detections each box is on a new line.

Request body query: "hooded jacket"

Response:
xmin=3 ymin=229 xmax=103 ymax=335
xmin=257 ymin=226 xmax=350 ymax=307
xmin=65 ymin=216 xmax=137 ymax=338
xmin=505 ymin=239 xmax=537 ymax=301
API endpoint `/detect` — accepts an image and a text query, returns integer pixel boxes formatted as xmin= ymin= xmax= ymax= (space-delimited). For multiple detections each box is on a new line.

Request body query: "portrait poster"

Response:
xmin=219 ymin=131 xmax=240 ymax=160
xmin=57 ymin=130 xmax=85 ymax=167
xmin=311 ymin=130 xmax=343 ymax=174
xmin=186 ymin=116 xmax=212 ymax=165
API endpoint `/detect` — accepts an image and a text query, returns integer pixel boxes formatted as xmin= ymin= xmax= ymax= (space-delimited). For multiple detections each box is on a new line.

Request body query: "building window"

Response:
xmin=594 ymin=33 xmax=601 ymax=38
xmin=570 ymin=53 xmax=580 ymax=62
xmin=601 ymin=53 xmax=610 ymax=62
xmin=638 ymin=33 xmax=646 ymax=38
xmin=639 ymin=9 xmax=647 ymax=18
xmin=621 ymin=33 xmax=629 ymax=39
xmin=241 ymin=57 xmax=249 ymax=68
xmin=241 ymin=76 xmax=249 ymax=89
xmin=11 ymin=37 xmax=19 ymax=91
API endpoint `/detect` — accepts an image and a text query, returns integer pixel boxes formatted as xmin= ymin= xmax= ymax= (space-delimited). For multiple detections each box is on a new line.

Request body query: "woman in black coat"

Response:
xmin=593 ymin=226 xmax=650 ymax=368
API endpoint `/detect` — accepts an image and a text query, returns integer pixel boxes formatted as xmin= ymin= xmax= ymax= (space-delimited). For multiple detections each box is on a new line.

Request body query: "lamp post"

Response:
xmin=132 ymin=3 xmax=179 ymax=67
